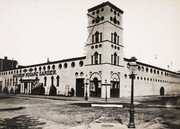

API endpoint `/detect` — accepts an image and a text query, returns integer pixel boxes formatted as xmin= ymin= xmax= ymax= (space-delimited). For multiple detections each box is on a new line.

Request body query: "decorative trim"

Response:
xmin=87 ymin=21 xmax=123 ymax=30
xmin=85 ymin=63 xmax=124 ymax=67
xmin=86 ymin=40 xmax=124 ymax=47
xmin=124 ymin=58 xmax=179 ymax=75
xmin=88 ymin=1 xmax=124 ymax=14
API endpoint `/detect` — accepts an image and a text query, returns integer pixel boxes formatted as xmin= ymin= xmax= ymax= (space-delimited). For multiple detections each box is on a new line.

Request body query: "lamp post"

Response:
xmin=127 ymin=57 xmax=138 ymax=128
xmin=105 ymin=79 xmax=108 ymax=101
xmin=14 ymin=84 xmax=16 ymax=95
xmin=85 ymin=78 xmax=89 ymax=101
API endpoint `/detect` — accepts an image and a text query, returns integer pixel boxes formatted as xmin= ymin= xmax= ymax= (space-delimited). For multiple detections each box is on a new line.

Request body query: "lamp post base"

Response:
xmin=85 ymin=96 xmax=88 ymax=101
xmin=128 ymin=123 xmax=135 ymax=128
xmin=128 ymin=105 xmax=135 ymax=128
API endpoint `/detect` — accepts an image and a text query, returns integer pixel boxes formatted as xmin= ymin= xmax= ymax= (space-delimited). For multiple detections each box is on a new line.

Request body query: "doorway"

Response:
xmin=110 ymin=81 xmax=119 ymax=97
xmin=76 ymin=78 xmax=84 ymax=97
xmin=90 ymin=77 xmax=101 ymax=97
xmin=160 ymin=87 xmax=165 ymax=96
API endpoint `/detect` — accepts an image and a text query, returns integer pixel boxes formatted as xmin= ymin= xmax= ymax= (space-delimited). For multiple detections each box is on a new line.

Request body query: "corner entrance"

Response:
xmin=110 ymin=73 xmax=120 ymax=97
xmin=76 ymin=78 xmax=84 ymax=97
xmin=89 ymin=73 xmax=102 ymax=97
xmin=90 ymin=77 xmax=101 ymax=97
xmin=110 ymin=81 xmax=119 ymax=97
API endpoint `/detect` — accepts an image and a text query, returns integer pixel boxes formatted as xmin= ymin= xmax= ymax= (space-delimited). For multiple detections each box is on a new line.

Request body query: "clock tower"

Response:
xmin=85 ymin=2 xmax=124 ymax=98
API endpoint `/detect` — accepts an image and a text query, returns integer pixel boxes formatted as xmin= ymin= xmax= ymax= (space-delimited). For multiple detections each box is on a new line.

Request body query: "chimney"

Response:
xmin=4 ymin=56 xmax=8 ymax=60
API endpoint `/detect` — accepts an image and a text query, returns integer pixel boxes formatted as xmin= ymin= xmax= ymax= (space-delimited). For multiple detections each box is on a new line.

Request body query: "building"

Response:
xmin=0 ymin=56 xmax=18 ymax=72
xmin=0 ymin=1 xmax=180 ymax=97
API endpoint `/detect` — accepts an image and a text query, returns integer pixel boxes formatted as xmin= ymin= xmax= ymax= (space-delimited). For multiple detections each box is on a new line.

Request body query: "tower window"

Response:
xmin=92 ymin=35 xmax=94 ymax=43
xmin=111 ymin=32 xmax=119 ymax=44
xmin=92 ymin=31 xmax=102 ymax=43
xmin=64 ymin=63 xmax=68 ymax=68
xmin=92 ymin=52 xmax=101 ymax=65
xmin=91 ymin=55 xmax=93 ymax=64
xmin=71 ymin=62 xmax=75 ymax=68
xmin=111 ymin=53 xmax=119 ymax=65
xmin=79 ymin=61 xmax=84 ymax=67
xmin=114 ymin=53 xmax=117 ymax=65
xmin=94 ymin=52 xmax=98 ymax=64
xmin=99 ymin=54 xmax=102 ymax=64
xmin=95 ymin=31 xmax=99 ymax=43
xmin=52 ymin=65 xmax=55 ymax=70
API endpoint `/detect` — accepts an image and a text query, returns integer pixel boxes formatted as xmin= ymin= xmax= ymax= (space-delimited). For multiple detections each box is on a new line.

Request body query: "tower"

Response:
xmin=86 ymin=1 xmax=124 ymax=66
xmin=85 ymin=2 xmax=124 ymax=98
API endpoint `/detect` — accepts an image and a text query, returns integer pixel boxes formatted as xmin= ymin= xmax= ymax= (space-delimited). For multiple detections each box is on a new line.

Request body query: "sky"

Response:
xmin=0 ymin=0 xmax=180 ymax=71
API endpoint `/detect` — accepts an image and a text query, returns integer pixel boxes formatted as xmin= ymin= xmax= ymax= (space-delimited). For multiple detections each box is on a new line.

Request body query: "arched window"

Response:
xmin=56 ymin=76 xmax=60 ymax=87
xmin=95 ymin=31 xmax=99 ymax=43
xmin=111 ymin=53 xmax=119 ymax=65
xmin=91 ymin=52 xmax=101 ymax=65
xmin=44 ymin=76 xmax=47 ymax=86
xmin=114 ymin=32 xmax=117 ymax=43
xmin=92 ymin=31 xmax=102 ymax=43
xmin=111 ymin=32 xmax=119 ymax=44
xmin=51 ymin=76 xmax=54 ymax=86
xmin=114 ymin=53 xmax=117 ymax=65
xmin=94 ymin=52 xmax=98 ymax=64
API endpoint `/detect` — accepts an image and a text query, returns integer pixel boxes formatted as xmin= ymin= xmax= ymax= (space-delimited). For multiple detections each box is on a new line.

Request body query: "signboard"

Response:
xmin=13 ymin=70 xmax=56 ymax=78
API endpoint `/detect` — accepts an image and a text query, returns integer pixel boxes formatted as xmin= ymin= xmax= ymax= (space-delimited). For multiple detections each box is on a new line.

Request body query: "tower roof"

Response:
xmin=88 ymin=1 xmax=124 ymax=14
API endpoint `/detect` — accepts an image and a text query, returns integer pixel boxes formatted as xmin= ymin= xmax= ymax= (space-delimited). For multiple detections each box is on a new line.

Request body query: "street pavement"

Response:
xmin=0 ymin=93 xmax=179 ymax=129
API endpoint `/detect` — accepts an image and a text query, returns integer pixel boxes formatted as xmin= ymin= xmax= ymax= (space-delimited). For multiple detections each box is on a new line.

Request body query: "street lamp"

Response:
xmin=105 ymin=79 xmax=107 ymax=101
xmin=127 ymin=57 xmax=138 ymax=128
xmin=85 ymin=78 xmax=89 ymax=101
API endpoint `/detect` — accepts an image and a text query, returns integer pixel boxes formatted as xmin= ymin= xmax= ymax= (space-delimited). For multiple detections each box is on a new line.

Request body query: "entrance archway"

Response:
xmin=160 ymin=87 xmax=165 ymax=96
xmin=90 ymin=73 xmax=102 ymax=97
xmin=110 ymin=73 xmax=120 ymax=97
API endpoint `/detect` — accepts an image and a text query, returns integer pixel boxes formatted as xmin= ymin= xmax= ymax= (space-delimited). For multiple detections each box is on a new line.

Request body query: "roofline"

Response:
xmin=24 ymin=56 xmax=86 ymax=68
xmin=124 ymin=58 xmax=179 ymax=75
xmin=0 ymin=56 xmax=86 ymax=71
xmin=88 ymin=1 xmax=124 ymax=14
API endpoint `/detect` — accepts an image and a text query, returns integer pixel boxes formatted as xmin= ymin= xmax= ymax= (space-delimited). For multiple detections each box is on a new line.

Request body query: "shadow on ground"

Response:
xmin=0 ymin=115 xmax=46 ymax=129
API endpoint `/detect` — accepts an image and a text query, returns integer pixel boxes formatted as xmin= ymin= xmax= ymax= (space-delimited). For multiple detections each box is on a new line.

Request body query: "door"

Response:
xmin=76 ymin=79 xmax=84 ymax=97
xmin=90 ymin=77 xmax=101 ymax=97
xmin=24 ymin=82 xmax=27 ymax=93
xmin=160 ymin=87 xmax=165 ymax=96
xmin=110 ymin=81 xmax=120 ymax=97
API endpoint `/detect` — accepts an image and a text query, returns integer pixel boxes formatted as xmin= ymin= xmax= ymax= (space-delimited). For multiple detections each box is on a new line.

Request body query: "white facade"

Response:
xmin=0 ymin=2 xmax=180 ymax=98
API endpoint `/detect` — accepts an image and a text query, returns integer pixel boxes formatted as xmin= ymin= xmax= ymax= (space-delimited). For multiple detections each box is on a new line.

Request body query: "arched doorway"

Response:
xmin=90 ymin=73 xmax=102 ymax=97
xmin=110 ymin=73 xmax=120 ymax=97
xmin=160 ymin=87 xmax=165 ymax=96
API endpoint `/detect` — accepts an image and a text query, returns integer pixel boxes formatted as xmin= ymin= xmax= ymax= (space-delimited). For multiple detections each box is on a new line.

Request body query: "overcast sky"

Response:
xmin=0 ymin=0 xmax=179 ymax=71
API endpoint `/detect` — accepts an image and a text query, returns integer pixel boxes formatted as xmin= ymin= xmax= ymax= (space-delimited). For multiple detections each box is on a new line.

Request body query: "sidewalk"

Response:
xmin=69 ymin=123 xmax=128 ymax=129
xmin=2 ymin=93 xmax=136 ymax=103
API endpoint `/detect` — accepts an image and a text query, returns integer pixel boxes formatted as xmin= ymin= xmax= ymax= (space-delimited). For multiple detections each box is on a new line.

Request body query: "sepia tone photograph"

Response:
xmin=0 ymin=0 xmax=180 ymax=129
